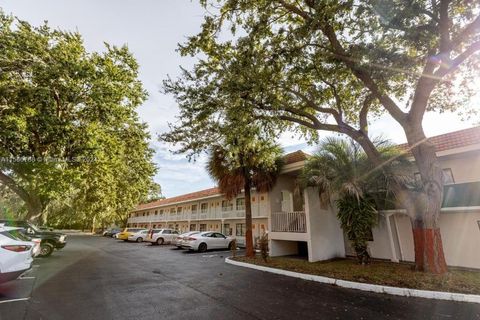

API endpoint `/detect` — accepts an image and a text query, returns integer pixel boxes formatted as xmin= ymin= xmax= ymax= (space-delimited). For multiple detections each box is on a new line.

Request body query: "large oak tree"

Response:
xmin=164 ymin=0 xmax=480 ymax=273
xmin=0 ymin=13 xmax=158 ymax=222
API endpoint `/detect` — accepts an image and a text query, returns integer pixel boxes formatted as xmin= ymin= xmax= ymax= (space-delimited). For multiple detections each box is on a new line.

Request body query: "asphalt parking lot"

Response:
xmin=1 ymin=235 xmax=479 ymax=320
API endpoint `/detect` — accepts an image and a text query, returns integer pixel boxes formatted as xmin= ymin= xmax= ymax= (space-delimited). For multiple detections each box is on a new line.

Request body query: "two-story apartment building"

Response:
xmin=128 ymin=127 xmax=480 ymax=269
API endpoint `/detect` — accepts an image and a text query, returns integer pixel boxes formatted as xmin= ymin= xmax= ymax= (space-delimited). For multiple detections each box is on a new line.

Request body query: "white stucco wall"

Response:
xmin=366 ymin=209 xmax=480 ymax=269
xmin=305 ymin=187 xmax=345 ymax=262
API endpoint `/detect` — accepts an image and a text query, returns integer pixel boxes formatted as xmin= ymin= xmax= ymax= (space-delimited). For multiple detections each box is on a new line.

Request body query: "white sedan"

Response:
xmin=0 ymin=225 xmax=36 ymax=283
xmin=182 ymin=231 xmax=235 ymax=252
xmin=145 ymin=229 xmax=179 ymax=245
xmin=127 ymin=229 xmax=150 ymax=243
xmin=174 ymin=231 xmax=200 ymax=248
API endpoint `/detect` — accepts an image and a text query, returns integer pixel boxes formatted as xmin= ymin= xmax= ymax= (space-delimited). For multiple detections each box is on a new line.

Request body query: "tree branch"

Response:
xmin=438 ymin=0 xmax=451 ymax=54
xmin=282 ymin=86 xmax=342 ymax=121
xmin=449 ymin=14 xmax=480 ymax=50
xmin=277 ymin=0 xmax=310 ymax=20
xmin=0 ymin=170 xmax=42 ymax=217
xmin=435 ymin=40 xmax=480 ymax=77
xmin=359 ymin=95 xmax=374 ymax=135
xmin=277 ymin=1 xmax=407 ymax=125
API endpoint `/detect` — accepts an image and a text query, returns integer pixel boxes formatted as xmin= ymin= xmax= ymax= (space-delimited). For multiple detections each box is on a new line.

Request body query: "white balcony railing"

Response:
xmin=271 ymin=211 xmax=307 ymax=233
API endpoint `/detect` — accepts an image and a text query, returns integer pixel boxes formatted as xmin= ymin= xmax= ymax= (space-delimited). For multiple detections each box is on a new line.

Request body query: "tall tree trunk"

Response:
xmin=406 ymin=127 xmax=448 ymax=274
xmin=355 ymin=127 xmax=447 ymax=274
xmin=0 ymin=170 xmax=43 ymax=220
xmin=244 ymin=178 xmax=254 ymax=257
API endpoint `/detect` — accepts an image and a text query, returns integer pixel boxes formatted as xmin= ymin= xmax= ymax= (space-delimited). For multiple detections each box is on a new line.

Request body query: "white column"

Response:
xmin=304 ymin=187 xmax=345 ymax=262
xmin=384 ymin=213 xmax=399 ymax=262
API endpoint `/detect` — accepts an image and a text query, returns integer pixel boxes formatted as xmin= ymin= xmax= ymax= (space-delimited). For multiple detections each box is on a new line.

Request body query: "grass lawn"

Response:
xmin=232 ymin=256 xmax=480 ymax=295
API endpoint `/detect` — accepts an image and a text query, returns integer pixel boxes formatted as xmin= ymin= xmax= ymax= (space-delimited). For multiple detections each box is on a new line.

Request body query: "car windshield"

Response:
xmin=27 ymin=223 xmax=42 ymax=233
xmin=9 ymin=230 xmax=31 ymax=241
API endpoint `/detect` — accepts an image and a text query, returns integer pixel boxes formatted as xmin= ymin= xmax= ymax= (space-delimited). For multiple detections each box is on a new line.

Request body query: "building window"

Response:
xmin=236 ymin=198 xmax=245 ymax=210
xmin=200 ymin=224 xmax=207 ymax=232
xmin=415 ymin=168 xmax=455 ymax=185
xmin=159 ymin=209 xmax=164 ymax=215
xmin=143 ymin=212 xmax=146 ymax=216
xmin=236 ymin=223 xmax=245 ymax=236
xmin=222 ymin=200 xmax=233 ymax=211
xmin=190 ymin=224 xmax=196 ymax=231
xmin=170 ymin=208 xmax=176 ymax=214
xmin=260 ymin=195 xmax=265 ymax=201
xmin=191 ymin=204 xmax=198 ymax=214
xmin=252 ymin=197 xmax=256 ymax=202
xmin=223 ymin=224 xmax=232 ymax=236
xmin=177 ymin=207 xmax=183 ymax=214
xmin=442 ymin=168 xmax=455 ymax=185
xmin=200 ymin=203 xmax=208 ymax=213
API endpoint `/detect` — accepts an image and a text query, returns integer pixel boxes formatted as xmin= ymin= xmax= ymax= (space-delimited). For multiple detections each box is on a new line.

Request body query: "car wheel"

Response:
xmin=156 ymin=238 xmax=164 ymax=245
xmin=228 ymin=242 xmax=235 ymax=250
xmin=136 ymin=237 xmax=143 ymax=243
xmin=39 ymin=243 xmax=54 ymax=257
xmin=198 ymin=243 xmax=207 ymax=253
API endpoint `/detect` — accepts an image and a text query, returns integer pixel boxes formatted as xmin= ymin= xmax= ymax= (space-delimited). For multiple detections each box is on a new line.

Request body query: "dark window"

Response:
xmin=223 ymin=224 xmax=231 ymax=236
xmin=443 ymin=181 xmax=480 ymax=207
xmin=236 ymin=224 xmax=245 ymax=236
xmin=415 ymin=168 xmax=455 ymax=185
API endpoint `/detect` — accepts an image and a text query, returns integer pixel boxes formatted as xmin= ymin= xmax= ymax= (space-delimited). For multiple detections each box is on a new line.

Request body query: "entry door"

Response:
xmin=281 ymin=190 xmax=293 ymax=212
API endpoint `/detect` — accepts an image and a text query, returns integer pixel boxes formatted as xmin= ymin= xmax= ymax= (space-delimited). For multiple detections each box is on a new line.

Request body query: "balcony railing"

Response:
xmin=271 ymin=211 xmax=307 ymax=233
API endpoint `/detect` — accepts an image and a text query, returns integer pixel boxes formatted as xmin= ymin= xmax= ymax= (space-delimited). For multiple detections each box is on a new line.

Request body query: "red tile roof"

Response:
xmin=283 ymin=150 xmax=308 ymax=164
xmin=135 ymin=187 xmax=220 ymax=211
xmin=398 ymin=126 xmax=480 ymax=153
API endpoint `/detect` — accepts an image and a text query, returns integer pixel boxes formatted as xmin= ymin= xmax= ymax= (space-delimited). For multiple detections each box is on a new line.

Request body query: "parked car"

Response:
xmin=182 ymin=231 xmax=235 ymax=252
xmin=145 ymin=229 xmax=179 ymax=245
xmin=5 ymin=228 xmax=42 ymax=257
xmin=174 ymin=231 xmax=200 ymax=248
xmin=127 ymin=229 xmax=150 ymax=243
xmin=38 ymin=226 xmax=54 ymax=232
xmin=0 ymin=225 xmax=36 ymax=283
xmin=103 ymin=228 xmax=121 ymax=237
xmin=116 ymin=228 xmax=146 ymax=241
xmin=0 ymin=220 xmax=67 ymax=257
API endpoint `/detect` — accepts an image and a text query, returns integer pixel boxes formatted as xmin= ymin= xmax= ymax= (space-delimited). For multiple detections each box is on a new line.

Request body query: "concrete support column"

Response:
xmin=385 ymin=213 xmax=399 ymax=262
xmin=304 ymin=187 xmax=346 ymax=262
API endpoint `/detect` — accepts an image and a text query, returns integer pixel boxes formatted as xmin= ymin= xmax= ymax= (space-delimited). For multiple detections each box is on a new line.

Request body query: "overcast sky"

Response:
xmin=0 ymin=0 xmax=477 ymax=198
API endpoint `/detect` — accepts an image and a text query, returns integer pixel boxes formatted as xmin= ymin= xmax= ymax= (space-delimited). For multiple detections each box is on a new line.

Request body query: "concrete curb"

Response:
xmin=225 ymin=257 xmax=480 ymax=304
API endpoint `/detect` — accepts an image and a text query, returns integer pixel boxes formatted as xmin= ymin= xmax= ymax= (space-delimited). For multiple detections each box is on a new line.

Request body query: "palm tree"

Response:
xmin=207 ymin=138 xmax=283 ymax=257
xmin=300 ymin=137 xmax=410 ymax=264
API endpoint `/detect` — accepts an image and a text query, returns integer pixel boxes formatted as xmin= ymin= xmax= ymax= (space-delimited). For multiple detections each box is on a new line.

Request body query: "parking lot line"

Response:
xmin=0 ymin=297 xmax=30 ymax=304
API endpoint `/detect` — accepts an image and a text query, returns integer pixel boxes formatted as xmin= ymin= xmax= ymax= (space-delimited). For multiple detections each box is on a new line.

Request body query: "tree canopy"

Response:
xmin=0 ymin=13 xmax=158 ymax=224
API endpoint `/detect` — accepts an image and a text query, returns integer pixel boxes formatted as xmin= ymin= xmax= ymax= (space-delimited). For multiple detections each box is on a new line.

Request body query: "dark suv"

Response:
xmin=0 ymin=220 xmax=67 ymax=257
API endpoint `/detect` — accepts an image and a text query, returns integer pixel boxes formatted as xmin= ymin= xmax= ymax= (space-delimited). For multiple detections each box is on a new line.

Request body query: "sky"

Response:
xmin=0 ymin=0 xmax=477 ymax=198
